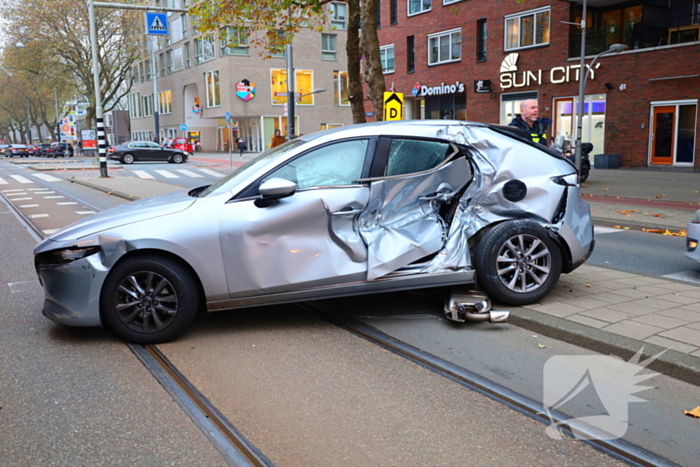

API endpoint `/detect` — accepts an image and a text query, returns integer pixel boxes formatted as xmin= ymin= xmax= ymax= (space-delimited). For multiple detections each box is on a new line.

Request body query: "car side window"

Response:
xmin=262 ymin=139 xmax=369 ymax=190
xmin=385 ymin=139 xmax=452 ymax=176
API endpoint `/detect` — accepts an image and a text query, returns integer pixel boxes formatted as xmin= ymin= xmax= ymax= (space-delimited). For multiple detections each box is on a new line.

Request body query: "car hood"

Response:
xmin=47 ymin=190 xmax=196 ymax=243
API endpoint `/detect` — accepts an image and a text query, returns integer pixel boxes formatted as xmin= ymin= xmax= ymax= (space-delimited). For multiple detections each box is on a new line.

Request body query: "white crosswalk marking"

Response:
xmin=176 ymin=169 xmax=202 ymax=178
xmin=44 ymin=196 xmax=65 ymax=199
xmin=199 ymin=168 xmax=224 ymax=177
xmin=57 ymin=202 xmax=78 ymax=205
xmin=28 ymin=188 xmax=46 ymax=191
xmin=75 ymin=211 xmax=96 ymax=215
xmin=2 ymin=189 xmax=24 ymax=192
xmin=19 ymin=204 xmax=39 ymax=208
xmin=32 ymin=174 xmax=61 ymax=182
xmin=34 ymin=191 xmax=55 ymax=194
xmin=0 ymin=177 xmax=7 ymax=185
xmin=594 ymin=226 xmax=625 ymax=235
xmin=9 ymin=197 xmax=31 ymax=201
xmin=155 ymin=170 xmax=178 ymax=179
xmin=6 ymin=192 xmax=28 ymax=197
xmin=9 ymin=175 xmax=32 ymax=184
xmin=133 ymin=170 xmax=155 ymax=179
xmin=29 ymin=214 xmax=49 ymax=219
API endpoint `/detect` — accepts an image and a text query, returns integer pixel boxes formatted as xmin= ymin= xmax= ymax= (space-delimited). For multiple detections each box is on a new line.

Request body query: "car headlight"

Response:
xmin=35 ymin=246 xmax=101 ymax=269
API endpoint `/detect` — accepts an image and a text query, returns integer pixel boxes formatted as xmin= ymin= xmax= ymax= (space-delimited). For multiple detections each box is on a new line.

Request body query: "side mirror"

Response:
xmin=259 ymin=177 xmax=297 ymax=200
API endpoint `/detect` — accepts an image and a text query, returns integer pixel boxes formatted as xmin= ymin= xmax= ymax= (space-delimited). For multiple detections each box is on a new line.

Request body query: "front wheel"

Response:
xmin=580 ymin=162 xmax=591 ymax=183
xmin=475 ymin=220 xmax=562 ymax=306
xmin=100 ymin=256 xmax=201 ymax=344
xmin=170 ymin=153 xmax=184 ymax=164
xmin=121 ymin=153 xmax=134 ymax=164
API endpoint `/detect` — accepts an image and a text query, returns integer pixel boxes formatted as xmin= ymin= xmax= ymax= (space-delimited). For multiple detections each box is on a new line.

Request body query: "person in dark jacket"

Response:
xmin=237 ymin=137 xmax=247 ymax=158
xmin=508 ymin=99 xmax=552 ymax=146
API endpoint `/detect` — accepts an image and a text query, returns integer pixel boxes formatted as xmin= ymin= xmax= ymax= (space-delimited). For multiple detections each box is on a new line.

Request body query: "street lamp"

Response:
xmin=297 ymin=89 xmax=326 ymax=102
xmin=574 ymin=42 xmax=629 ymax=172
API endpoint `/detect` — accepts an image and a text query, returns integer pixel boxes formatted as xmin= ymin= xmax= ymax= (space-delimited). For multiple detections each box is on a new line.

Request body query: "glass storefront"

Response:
xmin=499 ymin=91 xmax=538 ymax=125
xmin=424 ymin=93 xmax=466 ymax=120
xmin=553 ymin=94 xmax=606 ymax=156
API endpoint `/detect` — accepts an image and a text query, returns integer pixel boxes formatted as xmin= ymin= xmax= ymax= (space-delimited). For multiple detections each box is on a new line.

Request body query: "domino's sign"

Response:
xmin=145 ymin=12 xmax=168 ymax=35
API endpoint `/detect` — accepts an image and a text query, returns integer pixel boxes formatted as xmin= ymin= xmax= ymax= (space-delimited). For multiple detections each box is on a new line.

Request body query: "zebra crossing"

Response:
xmin=0 ymin=173 xmax=62 ymax=185
xmin=128 ymin=167 xmax=226 ymax=180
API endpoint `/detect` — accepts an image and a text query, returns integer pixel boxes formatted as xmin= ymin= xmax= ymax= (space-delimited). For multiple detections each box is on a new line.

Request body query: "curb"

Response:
xmin=509 ymin=307 xmax=700 ymax=386
xmin=69 ymin=178 xmax=141 ymax=202
xmin=590 ymin=216 xmax=686 ymax=232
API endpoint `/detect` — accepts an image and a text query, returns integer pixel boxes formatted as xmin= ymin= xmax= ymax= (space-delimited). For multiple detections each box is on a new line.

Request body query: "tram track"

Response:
xmin=2 ymin=166 xmax=680 ymax=467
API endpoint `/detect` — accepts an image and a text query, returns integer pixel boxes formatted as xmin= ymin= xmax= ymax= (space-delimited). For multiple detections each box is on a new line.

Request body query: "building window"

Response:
xmin=408 ymin=0 xmax=430 ymax=16
xmin=380 ymin=44 xmax=395 ymax=73
xmin=195 ymin=35 xmax=216 ymax=64
xmin=158 ymin=90 xmax=172 ymax=114
xmin=270 ymin=69 xmax=315 ymax=105
xmin=333 ymin=70 xmax=349 ymax=105
xmin=505 ymin=7 xmax=550 ymax=51
xmin=407 ymin=35 xmax=415 ymax=72
xmin=144 ymin=61 xmax=151 ymax=81
xmin=322 ymin=34 xmax=337 ymax=60
xmin=167 ymin=47 xmax=184 ymax=73
xmin=477 ymin=18 xmax=487 ymax=61
xmin=330 ymin=2 xmax=347 ymax=29
xmin=159 ymin=53 xmax=166 ymax=77
xmin=170 ymin=16 xmax=185 ymax=43
xmin=443 ymin=0 xmax=462 ymax=4
xmin=268 ymin=30 xmax=287 ymax=58
xmin=390 ymin=0 xmax=397 ymax=25
xmin=142 ymin=94 xmax=153 ymax=117
xmin=377 ymin=0 xmax=381 ymax=28
xmin=131 ymin=66 xmax=139 ymax=84
xmin=128 ymin=93 xmax=142 ymax=119
xmin=205 ymin=70 xmax=221 ymax=107
xmin=221 ymin=26 xmax=249 ymax=56
xmin=428 ymin=28 xmax=461 ymax=65
xmin=184 ymin=42 xmax=191 ymax=67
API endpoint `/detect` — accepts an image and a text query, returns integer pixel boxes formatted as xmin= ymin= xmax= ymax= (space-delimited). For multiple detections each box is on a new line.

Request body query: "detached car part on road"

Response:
xmin=34 ymin=121 xmax=594 ymax=344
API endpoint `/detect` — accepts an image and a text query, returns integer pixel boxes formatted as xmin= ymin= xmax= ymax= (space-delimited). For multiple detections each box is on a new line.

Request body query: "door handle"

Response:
xmin=332 ymin=207 xmax=363 ymax=216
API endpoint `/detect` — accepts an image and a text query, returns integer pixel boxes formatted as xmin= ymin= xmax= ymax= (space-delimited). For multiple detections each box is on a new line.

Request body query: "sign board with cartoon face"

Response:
xmin=236 ymin=79 xmax=256 ymax=101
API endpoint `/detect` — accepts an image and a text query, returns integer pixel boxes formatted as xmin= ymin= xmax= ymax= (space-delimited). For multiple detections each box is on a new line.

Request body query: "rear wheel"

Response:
xmin=475 ymin=220 xmax=562 ymax=306
xmin=100 ymin=256 xmax=201 ymax=344
xmin=121 ymin=153 xmax=134 ymax=164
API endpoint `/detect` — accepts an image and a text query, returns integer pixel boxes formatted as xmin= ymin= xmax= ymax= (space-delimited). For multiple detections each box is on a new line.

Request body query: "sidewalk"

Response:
xmin=69 ymin=165 xmax=700 ymax=385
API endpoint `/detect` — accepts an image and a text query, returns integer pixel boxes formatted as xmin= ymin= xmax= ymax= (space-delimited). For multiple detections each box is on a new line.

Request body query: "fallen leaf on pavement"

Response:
xmin=616 ymin=210 xmax=628 ymax=214
xmin=623 ymin=227 xmax=631 ymax=230
xmin=602 ymin=188 xmax=610 ymax=191
xmin=671 ymin=185 xmax=677 ymax=187
xmin=613 ymin=225 xmax=622 ymax=229
xmin=584 ymin=284 xmax=591 ymax=287
xmin=538 ymin=344 xmax=547 ymax=349
xmin=652 ymin=214 xmax=664 ymax=217
xmin=628 ymin=210 xmax=637 ymax=213
xmin=684 ymin=406 xmax=700 ymax=418
xmin=643 ymin=212 xmax=650 ymax=215
xmin=107 ymin=191 xmax=112 ymax=195
xmin=625 ymin=214 xmax=633 ymax=217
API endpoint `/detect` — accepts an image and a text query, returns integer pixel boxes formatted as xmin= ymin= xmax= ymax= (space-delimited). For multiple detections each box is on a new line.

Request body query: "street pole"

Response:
xmin=88 ymin=0 xmax=108 ymax=177
xmin=286 ymin=43 xmax=295 ymax=140
xmin=54 ymin=88 xmax=60 ymax=141
xmin=574 ymin=0 xmax=588 ymax=173
xmin=152 ymin=37 xmax=160 ymax=143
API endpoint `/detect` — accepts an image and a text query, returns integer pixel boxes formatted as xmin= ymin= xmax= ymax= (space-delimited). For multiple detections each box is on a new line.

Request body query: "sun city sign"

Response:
xmin=412 ymin=81 xmax=466 ymax=97
xmin=499 ymin=53 xmax=601 ymax=90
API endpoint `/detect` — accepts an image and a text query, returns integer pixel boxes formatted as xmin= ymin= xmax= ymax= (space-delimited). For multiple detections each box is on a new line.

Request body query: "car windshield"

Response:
xmin=198 ymin=139 xmax=306 ymax=197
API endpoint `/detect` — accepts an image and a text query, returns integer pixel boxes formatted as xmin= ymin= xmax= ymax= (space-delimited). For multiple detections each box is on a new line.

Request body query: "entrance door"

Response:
xmin=650 ymin=106 xmax=675 ymax=165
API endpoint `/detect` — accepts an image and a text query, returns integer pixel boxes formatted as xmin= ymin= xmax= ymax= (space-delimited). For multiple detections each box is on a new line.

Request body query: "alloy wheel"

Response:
xmin=496 ymin=234 xmax=552 ymax=293
xmin=114 ymin=271 xmax=179 ymax=333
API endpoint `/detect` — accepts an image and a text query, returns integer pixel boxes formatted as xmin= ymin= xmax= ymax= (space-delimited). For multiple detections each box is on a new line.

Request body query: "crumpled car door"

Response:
xmin=358 ymin=139 xmax=472 ymax=280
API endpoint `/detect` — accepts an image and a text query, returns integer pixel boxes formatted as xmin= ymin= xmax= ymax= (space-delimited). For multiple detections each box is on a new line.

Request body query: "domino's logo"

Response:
xmin=412 ymin=82 xmax=421 ymax=97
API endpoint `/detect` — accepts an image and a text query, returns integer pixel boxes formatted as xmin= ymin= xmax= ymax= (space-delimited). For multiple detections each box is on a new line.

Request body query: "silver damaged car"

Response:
xmin=34 ymin=121 xmax=594 ymax=343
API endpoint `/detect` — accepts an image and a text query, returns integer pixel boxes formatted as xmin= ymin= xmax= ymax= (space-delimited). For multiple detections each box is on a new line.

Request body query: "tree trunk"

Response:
xmin=360 ymin=0 xmax=385 ymax=121
xmin=346 ymin=0 xmax=366 ymax=124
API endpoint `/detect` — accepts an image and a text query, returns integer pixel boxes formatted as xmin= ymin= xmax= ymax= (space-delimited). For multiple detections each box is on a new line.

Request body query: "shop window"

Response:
xmin=407 ymin=36 xmax=415 ymax=72
xmin=499 ymin=91 xmax=537 ymax=126
xmin=333 ymin=71 xmax=349 ymax=105
xmin=270 ymin=69 xmax=315 ymax=105
xmin=221 ymin=26 xmax=249 ymax=56
xmin=330 ymin=3 xmax=347 ymax=29
xmin=505 ymin=7 xmax=550 ymax=51
xmin=476 ymin=18 xmax=487 ymax=62
xmin=428 ymin=28 xmax=461 ymax=65
xmin=322 ymin=34 xmax=337 ymax=60
xmin=408 ymin=0 xmax=430 ymax=16
xmin=380 ymin=45 xmax=395 ymax=73
xmin=205 ymin=70 xmax=221 ymax=107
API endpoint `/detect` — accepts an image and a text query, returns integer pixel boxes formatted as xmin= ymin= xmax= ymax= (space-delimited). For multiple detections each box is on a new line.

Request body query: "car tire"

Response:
xmin=100 ymin=255 xmax=201 ymax=344
xmin=474 ymin=220 xmax=562 ymax=306
xmin=121 ymin=153 xmax=134 ymax=164
xmin=171 ymin=153 xmax=184 ymax=164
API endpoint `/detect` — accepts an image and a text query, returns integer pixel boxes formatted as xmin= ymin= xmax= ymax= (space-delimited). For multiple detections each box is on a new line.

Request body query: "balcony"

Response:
xmin=570 ymin=12 xmax=700 ymax=57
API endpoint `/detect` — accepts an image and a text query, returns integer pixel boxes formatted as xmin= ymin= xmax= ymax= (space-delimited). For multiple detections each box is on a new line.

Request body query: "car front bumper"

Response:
xmin=685 ymin=222 xmax=700 ymax=263
xmin=36 ymin=253 xmax=109 ymax=327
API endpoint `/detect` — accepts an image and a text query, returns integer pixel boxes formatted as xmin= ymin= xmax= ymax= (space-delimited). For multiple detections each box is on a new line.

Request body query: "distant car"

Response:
xmin=46 ymin=142 xmax=73 ymax=158
xmin=37 ymin=143 xmax=52 ymax=157
xmin=108 ymin=141 xmax=188 ymax=164
xmin=0 ymin=144 xmax=9 ymax=155
xmin=686 ymin=212 xmax=700 ymax=263
xmin=34 ymin=120 xmax=594 ymax=344
xmin=165 ymin=137 xmax=195 ymax=154
xmin=4 ymin=144 xmax=30 ymax=158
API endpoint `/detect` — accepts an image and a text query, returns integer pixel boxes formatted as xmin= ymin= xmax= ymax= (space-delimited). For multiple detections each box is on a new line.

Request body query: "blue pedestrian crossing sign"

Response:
xmin=180 ymin=123 xmax=188 ymax=131
xmin=145 ymin=12 xmax=168 ymax=35
xmin=225 ymin=111 xmax=231 ymax=123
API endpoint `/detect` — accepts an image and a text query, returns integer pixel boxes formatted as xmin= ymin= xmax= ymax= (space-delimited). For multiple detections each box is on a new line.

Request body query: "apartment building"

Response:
xmin=376 ymin=0 xmax=700 ymax=167
xmin=128 ymin=2 xmax=353 ymax=152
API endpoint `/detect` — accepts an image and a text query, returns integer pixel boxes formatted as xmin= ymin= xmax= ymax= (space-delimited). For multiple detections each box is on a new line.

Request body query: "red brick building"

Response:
xmin=375 ymin=0 xmax=700 ymax=167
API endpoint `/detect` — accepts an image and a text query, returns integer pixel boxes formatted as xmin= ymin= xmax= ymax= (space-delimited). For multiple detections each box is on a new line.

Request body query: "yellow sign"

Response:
xmin=383 ymin=92 xmax=404 ymax=121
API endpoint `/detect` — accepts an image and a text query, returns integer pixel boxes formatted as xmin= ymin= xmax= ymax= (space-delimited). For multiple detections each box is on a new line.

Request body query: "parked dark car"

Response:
xmin=4 ymin=144 xmax=30 ymax=158
xmin=37 ymin=143 xmax=52 ymax=157
xmin=108 ymin=141 xmax=188 ymax=164
xmin=46 ymin=142 xmax=73 ymax=158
